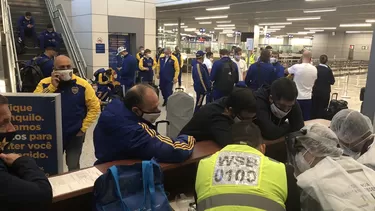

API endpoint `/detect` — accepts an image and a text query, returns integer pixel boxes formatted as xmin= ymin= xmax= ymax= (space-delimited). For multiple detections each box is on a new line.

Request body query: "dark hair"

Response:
xmin=47 ymin=23 xmax=53 ymax=29
xmin=0 ymin=95 xmax=8 ymax=105
xmin=271 ymin=78 xmax=298 ymax=101
xmin=124 ymin=84 xmax=155 ymax=110
xmin=226 ymin=87 xmax=257 ymax=114
xmin=320 ymin=54 xmax=328 ymax=64
xmin=105 ymin=68 xmax=112 ymax=75
xmin=144 ymin=49 xmax=151 ymax=54
xmin=260 ymin=49 xmax=271 ymax=63
xmin=234 ymin=47 xmax=242 ymax=54
xmin=231 ymin=46 xmax=237 ymax=50
xmin=25 ymin=12 xmax=32 ymax=16
xmin=219 ymin=49 xmax=229 ymax=56
xmin=206 ymin=52 xmax=213 ymax=58
xmin=139 ymin=46 xmax=144 ymax=49
xmin=265 ymin=45 xmax=272 ymax=50
xmin=45 ymin=46 xmax=57 ymax=51
xmin=232 ymin=121 xmax=263 ymax=148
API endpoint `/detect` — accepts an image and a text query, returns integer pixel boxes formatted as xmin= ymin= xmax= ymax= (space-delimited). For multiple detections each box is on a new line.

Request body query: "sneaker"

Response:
xmin=162 ymin=101 xmax=167 ymax=107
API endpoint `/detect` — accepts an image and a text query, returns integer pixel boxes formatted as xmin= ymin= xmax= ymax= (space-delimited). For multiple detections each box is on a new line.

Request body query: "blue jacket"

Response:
xmin=210 ymin=57 xmax=239 ymax=89
xmin=245 ymin=62 xmax=280 ymax=91
xmin=34 ymin=74 xmax=100 ymax=144
xmin=157 ymin=55 xmax=180 ymax=82
xmin=192 ymin=61 xmax=210 ymax=93
xmin=34 ymin=54 xmax=54 ymax=77
xmin=120 ymin=54 xmax=137 ymax=83
xmin=93 ymin=99 xmax=195 ymax=164
xmin=17 ymin=16 xmax=35 ymax=30
xmin=39 ymin=30 xmax=61 ymax=49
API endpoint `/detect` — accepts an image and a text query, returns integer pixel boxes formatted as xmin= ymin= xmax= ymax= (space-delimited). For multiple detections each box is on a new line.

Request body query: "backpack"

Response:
xmin=214 ymin=60 xmax=238 ymax=95
xmin=16 ymin=36 xmax=25 ymax=55
xmin=94 ymin=68 xmax=106 ymax=82
xmin=325 ymin=93 xmax=348 ymax=120
xmin=20 ymin=57 xmax=49 ymax=92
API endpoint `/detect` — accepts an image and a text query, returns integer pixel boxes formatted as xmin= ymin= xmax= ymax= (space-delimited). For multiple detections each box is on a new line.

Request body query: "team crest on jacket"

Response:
xmin=71 ymin=86 xmax=79 ymax=94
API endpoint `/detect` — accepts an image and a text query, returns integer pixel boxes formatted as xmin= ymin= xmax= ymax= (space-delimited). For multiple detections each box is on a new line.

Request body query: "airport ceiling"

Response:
xmin=156 ymin=0 xmax=375 ymax=37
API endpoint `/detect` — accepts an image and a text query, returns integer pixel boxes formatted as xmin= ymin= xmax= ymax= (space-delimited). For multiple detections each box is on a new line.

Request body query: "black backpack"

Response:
xmin=214 ymin=60 xmax=238 ymax=95
xmin=20 ymin=57 xmax=49 ymax=92
xmin=325 ymin=93 xmax=348 ymax=120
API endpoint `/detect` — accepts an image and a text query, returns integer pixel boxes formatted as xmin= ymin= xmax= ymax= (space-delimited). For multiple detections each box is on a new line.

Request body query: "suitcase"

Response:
xmin=324 ymin=93 xmax=348 ymax=120
xmin=166 ymin=88 xmax=194 ymax=138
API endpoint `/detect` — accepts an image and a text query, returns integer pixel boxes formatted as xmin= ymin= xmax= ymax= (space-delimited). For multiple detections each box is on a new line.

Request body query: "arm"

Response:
xmin=210 ymin=61 xmax=219 ymax=81
xmin=287 ymin=102 xmax=305 ymax=133
xmin=138 ymin=123 xmax=195 ymax=162
xmin=210 ymin=114 xmax=233 ymax=147
xmin=136 ymin=53 xmax=141 ymax=61
xmin=233 ymin=63 xmax=239 ymax=83
xmin=180 ymin=56 xmax=184 ymax=68
xmin=245 ymin=65 xmax=253 ymax=87
xmin=30 ymin=17 xmax=35 ymax=26
xmin=172 ymin=56 xmax=180 ymax=80
xmin=152 ymin=59 xmax=157 ymax=71
xmin=81 ymin=83 xmax=100 ymax=133
xmin=156 ymin=58 xmax=160 ymax=76
xmin=197 ymin=64 xmax=207 ymax=93
xmin=286 ymin=64 xmax=297 ymax=75
xmin=328 ymin=68 xmax=335 ymax=85
xmin=285 ymin=164 xmax=301 ymax=211
xmin=0 ymin=157 xmax=52 ymax=207
xmin=33 ymin=79 xmax=56 ymax=93
xmin=17 ymin=17 xmax=23 ymax=29
xmin=138 ymin=58 xmax=148 ymax=71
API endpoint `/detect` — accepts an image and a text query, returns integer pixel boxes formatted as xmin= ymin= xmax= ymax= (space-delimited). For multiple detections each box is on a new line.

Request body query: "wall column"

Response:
xmin=362 ymin=30 xmax=375 ymax=123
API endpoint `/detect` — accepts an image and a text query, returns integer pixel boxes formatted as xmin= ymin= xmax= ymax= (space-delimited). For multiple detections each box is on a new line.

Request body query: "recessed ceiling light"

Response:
xmin=216 ymin=20 xmax=231 ymax=24
xmin=366 ymin=19 xmax=375 ymax=23
xmin=287 ymin=16 xmax=321 ymax=21
xmin=270 ymin=26 xmax=285 ymax=28
xmin=184 ymin=28 xmax=197 ymax=32
xmin=217 ymin=24 xmax=235 ymax=27
xmin=181 ymin=26 xmax=188 ymax=28
xmin=195 ymin=15 xmax=228 ymax=20
xmin=340 ymin=23 xmax=372 ymax=27
xmin=310 ymin=29 xmax=324 ymax=32
xmin=206 ymin=6 xmax=230 ymax=11
xmin=199 ymin=22 xmax=212 ymax=24
xmin=304 ymin=27 xmax=336 ymax=30
xmin=164 ymin=23 xmax=185 ymax=26
xmin=346 ymin=31 xmax=373 ymax=34
xmin=304 ymin=7 xmax=336 ymax=13
xmin=259 ymin=22 xmax=292 ymax=26
xmin=214 ymin=27 xmax=236 ymax=30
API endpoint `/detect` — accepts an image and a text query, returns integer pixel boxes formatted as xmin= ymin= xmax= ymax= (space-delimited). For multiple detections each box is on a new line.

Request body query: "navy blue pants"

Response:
xmin=160 ymin=80 xmax=173 ymax=102
xmin=195 ymin=92 xmax=206 ymax=113
xmin=298 ymin=99 xmax=312 ymax=121
xmin=19 ymin=27 xmax=38 ymax=46
xmin=178 ymin=69 xmax=182 ymax=87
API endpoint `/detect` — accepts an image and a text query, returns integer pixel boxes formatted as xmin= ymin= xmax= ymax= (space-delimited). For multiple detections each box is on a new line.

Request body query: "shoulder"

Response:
xmin=75 ymin=76 xmax=92 ymax=89
xmin=39 ymin=77 xmax=52 ymax=84
xmin=171 ymin=55 xmax=178 ymax=61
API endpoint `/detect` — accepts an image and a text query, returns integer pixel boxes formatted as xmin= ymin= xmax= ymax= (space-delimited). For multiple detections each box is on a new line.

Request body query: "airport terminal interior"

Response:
xmin=2 ymin=0 xmax=375 ymax=210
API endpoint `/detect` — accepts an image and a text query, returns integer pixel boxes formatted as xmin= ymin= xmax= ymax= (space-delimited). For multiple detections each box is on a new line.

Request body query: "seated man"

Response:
xmin=196 ymin=121 xmax=300 ymax=211
xmin=94 ymin=83 xmax=195 ymax=164
xmin=254 ymin=78 xmax=304 ymax=162
xmin=39 ymin=23 xmax=62 ymax=51
xmin=95 ymin=68 xmax=115 ymax=101
xmin=294 ymin=123 xmax=375 ymax=210
xmin=0 ymin=94 xmax=52 ymax=210
xmin=17 ymin=12 xmax=38 ymax=48
xmin=180 ymin=87 xmax=256 ymax=147
xmin=330 ymin=109 xmax=375 ymax=167
xmin=33 ymin=45 xmax=57 ymax=78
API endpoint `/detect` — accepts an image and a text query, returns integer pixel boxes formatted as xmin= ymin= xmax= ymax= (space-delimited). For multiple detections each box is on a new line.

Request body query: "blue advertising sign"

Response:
xmin=3 ymin=93 xmax=63 ymax=176
xmin=96 ymin=43 xmax=105 ymax=54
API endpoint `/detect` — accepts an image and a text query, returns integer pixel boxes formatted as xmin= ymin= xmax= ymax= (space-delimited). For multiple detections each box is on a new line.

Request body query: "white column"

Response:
xmin=253 ymin=25 xmax=260 ymax=49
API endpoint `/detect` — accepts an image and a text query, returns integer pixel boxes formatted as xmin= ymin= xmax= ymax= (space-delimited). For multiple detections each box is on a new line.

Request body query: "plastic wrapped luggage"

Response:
xmin=166 ymin=88 xmax=194 ymax=138
xmin=324 ymin=93 xmax=348 ymax=120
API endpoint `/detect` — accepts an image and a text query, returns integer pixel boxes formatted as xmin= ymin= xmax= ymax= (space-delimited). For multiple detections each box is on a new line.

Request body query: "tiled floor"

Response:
xmin=66 ymin=73 xmax=366 ymax=171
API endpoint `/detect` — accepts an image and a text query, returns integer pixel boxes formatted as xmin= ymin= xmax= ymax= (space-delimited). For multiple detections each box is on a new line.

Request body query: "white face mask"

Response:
xmin=142 ymin=111 xmax=161 ymax=123
xmin=339 ymin=143 xmax=361 ymax=159
xmin=141 ymin=50 xmax=144 ymax=54
xmin=145 ymin=54 xmax=150 ymax=58
xmin=56 ymin=69 xmax=73 ymax=81
xmin=295 ymin=151 xmax=314 ymax=174
xmin=270 ymin=103 xmax=290 ymax=119
xmin=270 ymin=57 xmax=277 ymax=64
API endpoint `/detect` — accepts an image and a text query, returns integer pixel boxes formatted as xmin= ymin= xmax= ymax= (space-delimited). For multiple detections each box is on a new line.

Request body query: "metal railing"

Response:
xmin=1 ymin=0 xmax=21 ymax=92
xmin=45 ymin=0 xmax=87 ymax=79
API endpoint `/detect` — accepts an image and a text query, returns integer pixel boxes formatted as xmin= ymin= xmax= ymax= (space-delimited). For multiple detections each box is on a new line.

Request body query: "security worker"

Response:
xmin=195 ymin=121 xmax=300 ymax=211
xmin=172 ymin=46 xmax=184 ymax=87
xmin=245 ymin=50 xmax=256 ymax=66
xmin=39 ymin=23 xmax=61 ymax=51
xmin=136 ymin=46 xmax=145 ymax=62
xmin=119 ymin=47 xmax=137 ymax=94
xmin=192 ymin=51 xmax=210 ymax=112
xmin=156 ymin=47 xmax=180 ymax=106
xmin=138 ymin=49 xmax=157 ymax=84
xmin=34 ymin=55 xmax=100 ymax=171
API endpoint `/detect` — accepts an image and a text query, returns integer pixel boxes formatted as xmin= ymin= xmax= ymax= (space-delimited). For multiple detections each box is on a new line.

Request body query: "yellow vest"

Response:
xmin=195 ymin=145 xmax=288 ymax=211
xmin=246 ymin=54 xmax=256 ymax=66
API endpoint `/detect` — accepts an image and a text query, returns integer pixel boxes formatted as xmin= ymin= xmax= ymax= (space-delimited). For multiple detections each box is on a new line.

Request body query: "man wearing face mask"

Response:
xmin=136 ymin=46 xmax=145 ymax=62
xmin=232 ymin=47 xmax=248 ymax=83
xmin=192 ymin=51 xmax=211 ymax=112
xmin=93 ymin=84 xmax=195 ymax=164
xmin=203 ymin=52 xmax=214 ymax=74
xmin=0 ymin=94 xmax=52 ymax=210
xmin=270 ymin=53 xmax=285 ymax=78
xmin=172 ymin=46 xmax=184 ymax=87
xmin=39 ymin=23 xmax=62 ymax=51
xmin=180 ymin=87 xmax=256 ymax=147
xmin=17 ymin=12 xmax=38 ymax=48
xmin=156 ymin=47 xmax=180 ymax=106
xmin=119 ymin=46 xmax=138 ymax=94
xmin=195 ymin=121 xmax=300 ymax=211
xmin=254 ymin=78 xmax=304 ymax=162
xmin=138 ymin=49 xmax=157 ymax=84
xmin=34 ymin=55 xmax=100 ymax=171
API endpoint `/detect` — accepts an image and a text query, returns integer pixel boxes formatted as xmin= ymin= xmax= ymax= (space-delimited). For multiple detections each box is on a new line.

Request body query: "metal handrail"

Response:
xmin=1 ymin=0 xmax=21 ymax=92
xmin=45 ymin=0 xmax=87 ymax=79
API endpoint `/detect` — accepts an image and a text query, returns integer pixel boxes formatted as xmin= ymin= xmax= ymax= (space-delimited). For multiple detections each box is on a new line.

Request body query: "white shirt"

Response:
xmin=233 ymin=59 xmax=247 ymax=81
xmin=203 ymin=57 xmax=212 ymax=70
xmin=288 ymin=63 xmax=317 ymax=100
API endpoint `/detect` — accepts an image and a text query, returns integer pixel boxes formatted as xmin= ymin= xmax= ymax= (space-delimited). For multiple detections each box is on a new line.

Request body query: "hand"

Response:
xmin=51 ymin=71 xmax=60 ymax=88
xmin=156 ymin=75 xmax=160 ymax=79
xmin=76 ymin=131 xmax=85 ymax=137
xmin=0 ymin=153 xmax=21 ymax=166
xmin=173 ymin=78 xmax=177 ymax=84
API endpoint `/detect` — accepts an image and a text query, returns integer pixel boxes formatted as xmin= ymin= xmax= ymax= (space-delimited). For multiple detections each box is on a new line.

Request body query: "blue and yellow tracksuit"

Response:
xmin=136 ymin=52 xmax=144 ymax=62
xmin=210 ymin=57 xmax=239 ymax=100
xmin=17 ymin=16 xmax=37 ymax=45
xmin=97 ymin=72 xmax=114 ymax=101
xmin=93 ymin=98 xmax=195 ymax=164
xmin=192 ymin=61 xmax=211 ymax=112
xmin=138 ymin=57 xmax=157 ymax=83
xmin=157 ymin=55 xmax=180 ymax=102
xmin=39 ymin=30 xmax=61 ymax=50
xmin=172 ymin=52 xmax=184 ymax=86
xmin=245 ymin=62 xmax=281 ymax=91
xmin=34 ymin=74 xmax=100 ymax=147
xmin=120 ymin=54 xmax=138 ymax=91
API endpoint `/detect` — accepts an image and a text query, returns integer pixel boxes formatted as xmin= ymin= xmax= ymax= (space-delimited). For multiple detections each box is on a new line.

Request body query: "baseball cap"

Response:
xmin=196 ymin=50 xmax=205 ymax=58
xmin=117 ymin=47 xmax=127 ymax=55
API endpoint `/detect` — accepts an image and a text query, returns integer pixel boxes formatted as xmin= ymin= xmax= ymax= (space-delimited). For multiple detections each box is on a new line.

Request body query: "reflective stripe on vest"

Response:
xmin=197 ymin=193 xmax=286 ymax=211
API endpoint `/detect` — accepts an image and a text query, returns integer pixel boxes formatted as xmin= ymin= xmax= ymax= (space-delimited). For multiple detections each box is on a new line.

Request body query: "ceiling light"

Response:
xmin=340 ymin=23 xmax=372 ymax=27
xmin=214 ymin=27 xmax=235 ymax=30
xmin=346 ymin=31 xmax=373 ymax=34
xmin=206 ymin=6 xmax=230 ymax=11
xmin=184 ymin=28 xmax=196 ymax=32
xmin=217 ymin=24 xmax=235 ymax=27
xmin=304 ymin=27 xmax=336 ymax=30
xmin=216 ymin=20 xmax=231 ymax=24
xmin=270 ymin=26 xmax=285 ymax=28
xmin=181 ymin=26 xmax=188 ymax=28
xmin=164 ymin=23 xmax=185 ymax=26
xmin=304 ymin=7 xmax=336 ymax=13
xmin=287 ymin=16 xmax=321 ymax=21
xmin=259 ymin=22 xmax=292 ymax=26
xmin=310 ymin=29 xmax=324 ymax=32
xmin=195 ymin=15 xmax=228 ymax=20
xmin=199 ymin=22 xmax=212 ymax=24
xmin=366 ymin=19 xmax=375 ymax=23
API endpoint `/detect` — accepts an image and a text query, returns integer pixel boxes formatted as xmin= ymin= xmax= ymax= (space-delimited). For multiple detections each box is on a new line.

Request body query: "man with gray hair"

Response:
xmin=286 ymin=51 xmax=317 ymax=120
